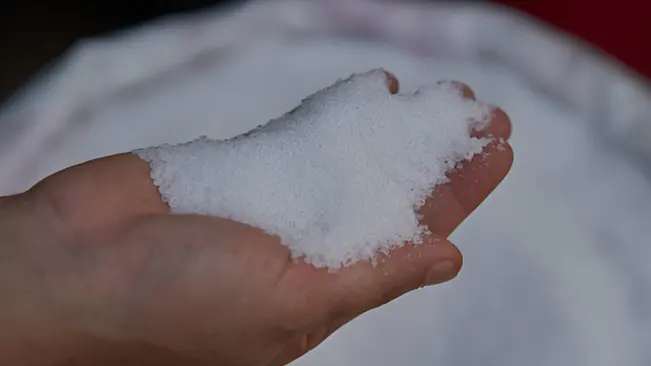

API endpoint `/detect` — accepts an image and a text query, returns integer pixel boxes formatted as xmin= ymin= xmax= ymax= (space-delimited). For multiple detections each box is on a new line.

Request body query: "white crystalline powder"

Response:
xmin=6 ymin=33 xmax=651 ymax=365
xmin=134 ymin=69 xmax=490 ymax=268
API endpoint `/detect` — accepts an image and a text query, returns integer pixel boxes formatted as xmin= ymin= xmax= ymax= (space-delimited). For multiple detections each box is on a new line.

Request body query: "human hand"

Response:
xmin=0 ymin=73 xmax=512 ymax=366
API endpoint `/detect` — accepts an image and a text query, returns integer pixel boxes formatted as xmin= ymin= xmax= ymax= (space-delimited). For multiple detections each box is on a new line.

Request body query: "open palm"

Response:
xmin=15 ymin=75 xmax=512 ymax=366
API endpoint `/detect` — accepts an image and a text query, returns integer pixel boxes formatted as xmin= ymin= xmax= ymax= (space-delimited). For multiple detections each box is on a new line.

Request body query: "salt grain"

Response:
xmin=134 ymin=69 xmax=490 ymax=268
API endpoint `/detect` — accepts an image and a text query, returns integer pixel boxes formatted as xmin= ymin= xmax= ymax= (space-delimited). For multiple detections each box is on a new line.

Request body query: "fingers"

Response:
xmin=315 ymin=235 xmax=462 ymax=322
xmin=436 ymin=80 xmax=511 ymax=140
xmin=419 ymin=82 xmax=514 ymax=237
xmin=420 ymin=142 xmax=513 ymax=237
xmin=383 ymin=70 xmax=400 ymax=94
xmin=480 ymin=106 xmax=512 ymax=140
xmin=439 ymin=80 xmax=476 ymax=100
xmin=300 ymin=78 xmax=513 ymax=327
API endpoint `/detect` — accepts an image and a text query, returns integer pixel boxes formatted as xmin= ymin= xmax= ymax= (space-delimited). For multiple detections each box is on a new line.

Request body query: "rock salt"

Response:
xmin=134 ymin=69 xmax=491 ymax=268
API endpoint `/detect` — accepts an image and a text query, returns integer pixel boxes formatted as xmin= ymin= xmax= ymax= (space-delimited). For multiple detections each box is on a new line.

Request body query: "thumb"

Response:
xmin=269 ymin=235 xmax=462 ymax=365
xmin=322 ymin=235 xmax=462 ymax=322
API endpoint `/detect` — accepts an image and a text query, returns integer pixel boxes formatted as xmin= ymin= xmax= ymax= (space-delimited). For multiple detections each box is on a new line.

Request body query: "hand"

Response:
xmin=0 ymin=73 xmax=513 ymax=366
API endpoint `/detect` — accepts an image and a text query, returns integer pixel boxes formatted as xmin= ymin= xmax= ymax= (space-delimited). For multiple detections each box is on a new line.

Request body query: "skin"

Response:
xmin=0 ymin=73 xmax=513 ymax=366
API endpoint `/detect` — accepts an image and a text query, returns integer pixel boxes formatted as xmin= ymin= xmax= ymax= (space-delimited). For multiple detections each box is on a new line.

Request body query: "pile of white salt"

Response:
xmin=135 ymin=70 xmax=492 ymax=268
xmin=6 ymin=36 xmax=651 ymax=366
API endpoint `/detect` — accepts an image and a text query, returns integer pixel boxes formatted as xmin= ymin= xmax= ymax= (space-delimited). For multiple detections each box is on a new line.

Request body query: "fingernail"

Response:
xmin=425 ymin=260 xmax=458 ymax=285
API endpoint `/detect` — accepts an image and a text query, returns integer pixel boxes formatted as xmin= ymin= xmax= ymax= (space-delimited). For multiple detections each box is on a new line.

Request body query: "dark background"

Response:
xmin=0 ymin=0 xmax=243 ymax=103
xmin=1 ymin=0 xmax=649 ymax=105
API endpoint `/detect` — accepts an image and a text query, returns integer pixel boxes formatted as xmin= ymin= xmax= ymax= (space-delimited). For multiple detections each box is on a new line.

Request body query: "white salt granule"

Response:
xmin=134 ymin=69 xmax=490 ymax=268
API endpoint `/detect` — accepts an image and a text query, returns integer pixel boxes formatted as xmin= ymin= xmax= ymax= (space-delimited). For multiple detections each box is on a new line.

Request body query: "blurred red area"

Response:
xmin=496 ymin=0 xmax=650 ymax=80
